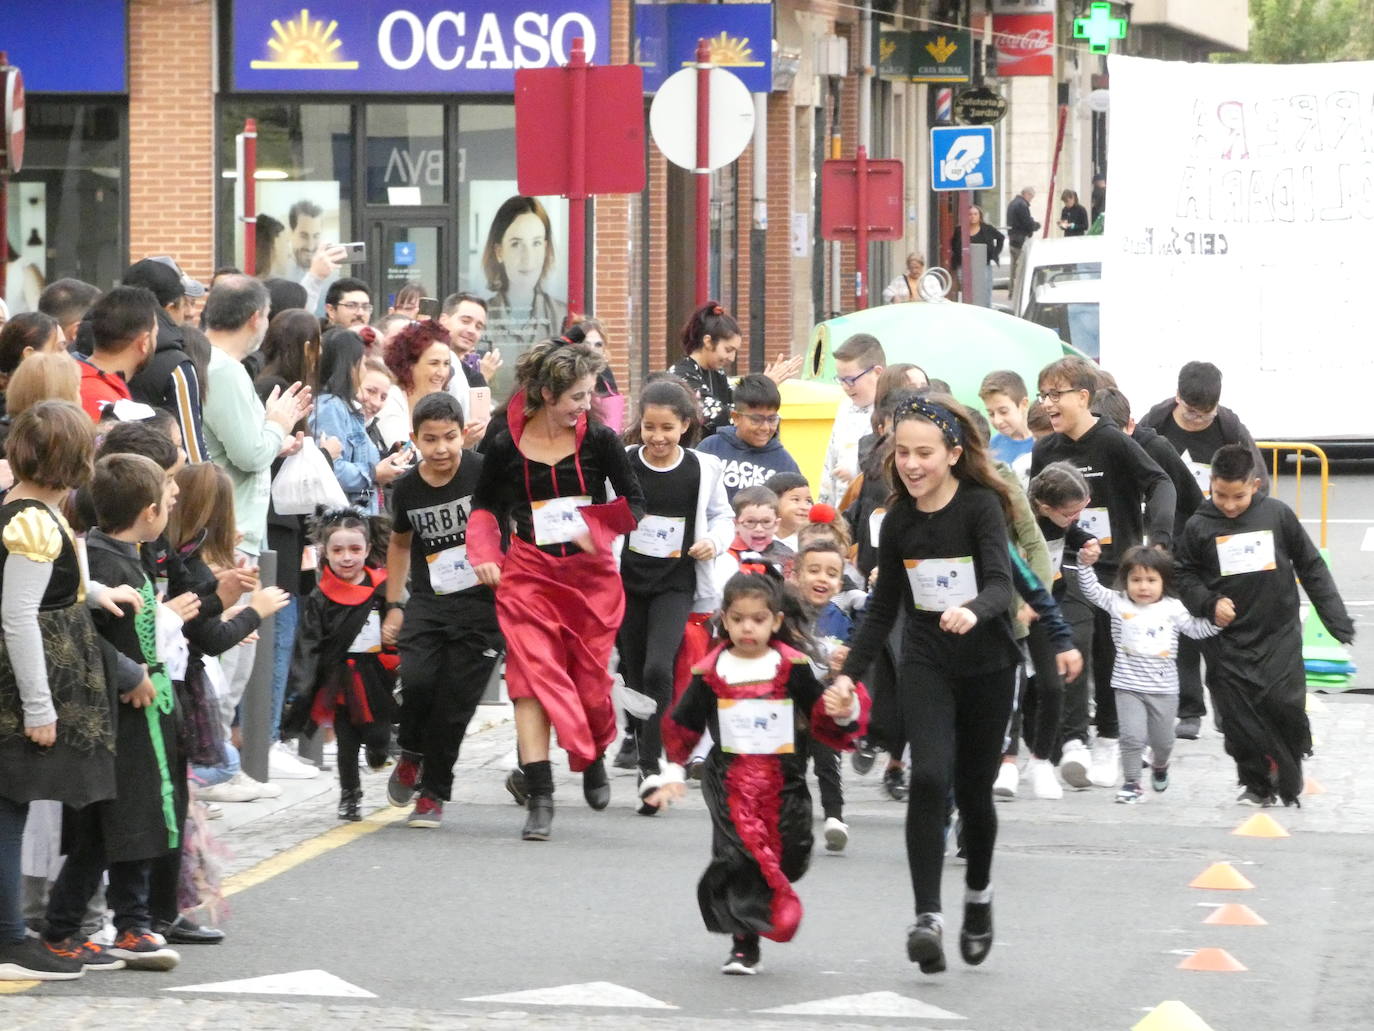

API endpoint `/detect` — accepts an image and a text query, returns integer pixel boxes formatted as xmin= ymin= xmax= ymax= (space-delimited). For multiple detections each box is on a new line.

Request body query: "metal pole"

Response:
xmin=749 ymin=91 xmax=768 ymax=371
xmin=239 ymin=549 xmax=277 ymax=784
xmin=959 ymin=189 xmax=972 ymax=302
xmin=855 ymin=145 xmax=869 ymax=309
xmin=1044 ymin=104 xmax=1068 ymax=237
xmin=857 ymin=2 xmax=872 ymax=311
xmin=694 ymin=38 xmax=712 ymax=306
xmin=567 ymin=38 xmax=588 ymax=317
xmin=242 ymin=118 xmax=257 ymax=275
xmin=0 ymin=55 xmax=8 ymax=298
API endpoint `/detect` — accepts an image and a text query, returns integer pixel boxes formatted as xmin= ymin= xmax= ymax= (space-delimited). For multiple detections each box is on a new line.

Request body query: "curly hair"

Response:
xmin=383 ymin=318 xmax=451 ymax=394
xmin=514 ymin=338 xmax=605 ymax=415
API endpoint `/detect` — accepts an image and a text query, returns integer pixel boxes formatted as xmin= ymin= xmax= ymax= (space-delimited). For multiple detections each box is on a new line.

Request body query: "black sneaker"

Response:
xmin=0 ymin=937 xmax=85 ymax=980
xmin=1237 ymin=788 xmax=1276 ymax=807
xmin=44 ymin=936 xmax=125 ymax=971
xmin=612 ymin=735 xmax=639 ymax=770
xmin=386 ymin=753 xmax=422 ymax=807
xmin=850 ymin=739 xmax=878 ymax=775
xmin=906 ymin=914 xmax=946 ymax=974
xmin=721 ymin=934 xmax=760 ymax=975
xmin=107 ymin=928 xmax=180 ymax=971
xmin=882 ymin=766 xmax=908 ymax=801
xmin=959 ymin=901 xmax=993 ymax=965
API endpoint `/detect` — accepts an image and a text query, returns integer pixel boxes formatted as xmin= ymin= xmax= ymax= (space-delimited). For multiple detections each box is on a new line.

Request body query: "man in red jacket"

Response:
xmin=76 ymin=287 xmax=159 ymax=422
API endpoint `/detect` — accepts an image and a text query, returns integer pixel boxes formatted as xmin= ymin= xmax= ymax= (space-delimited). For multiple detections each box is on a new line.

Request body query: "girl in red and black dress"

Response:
xmin=468 ymin=338 xmax=644 ymax=841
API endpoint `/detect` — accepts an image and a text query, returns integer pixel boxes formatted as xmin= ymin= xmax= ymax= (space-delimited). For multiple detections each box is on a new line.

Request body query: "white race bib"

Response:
xmin=1185 ymin=454 xmax=1212 ymax=498
xmin=1047 ymin=537 xmax=1066 ymax=582
xmin=531 ymin=495 xmax=591 ymax=546
xmin=1077 ymin=507 xmax=1112 ymax=544
xmin=427 ymin=545 xmax=479 ymax=594
xmin=717 ymin=697 xmax=795 ymax=755
xmin=869 ymin=508 xmax=887 ymax=548
xmin=904 ymin=556 xmax=977 ymax=612
xmin=1119 ymin=610 xmax=1174 ymax=659
xmin=349 ymin=611 xmax=382 ymax=654
xmin=628 ymin=514 xmax=687 ymax=559
xmin=1216 ymin=530 xmax=1276 ymax=577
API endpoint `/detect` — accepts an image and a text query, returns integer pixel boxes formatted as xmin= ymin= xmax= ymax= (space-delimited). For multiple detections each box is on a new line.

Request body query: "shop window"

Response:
xmin=365 ymin=104 xmax=446 ymax=207
xmin=216 ymin=102 xmax=353 ymax=279
xmin=5 ymin=100 xmax=126 ymax=312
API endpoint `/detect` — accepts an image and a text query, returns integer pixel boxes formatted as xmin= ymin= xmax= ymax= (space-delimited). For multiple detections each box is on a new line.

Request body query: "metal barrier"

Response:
xmin=239 ymin=549 xmax=277 ymax=784
xmin=1256 ymin=442 xmax=1329 ymax=548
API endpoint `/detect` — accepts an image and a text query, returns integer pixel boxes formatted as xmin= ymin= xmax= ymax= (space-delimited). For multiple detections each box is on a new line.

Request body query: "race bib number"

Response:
xmin=531 ymin=495 xmax=591 ymax=547
xmin=628 ymin=514 xmax=686 ymax=559
xmin=869 ymin=508 xmax=887 ymax=548
xmin=349 ymin=611 xmax=382 ymax=654
xmin=904 ymin=556 xmax=977 ymax=612
xmin=427 ymin=546 xmax=479 ymax=594
xmin=1216 ymin=530 xmax=1276 ymax=576
xmin=1185 ymin=454 xmax=1212 ymax=498
xmin=1047 ymin=537 xmax=1066 ymax=581
xmin=1119 ymin=610 xmax=1173 ymax=659
xmin=717 ymin=697 xmax=795 ymax=755
xmin=1077 ymin=507 xmax=1112 ymax=545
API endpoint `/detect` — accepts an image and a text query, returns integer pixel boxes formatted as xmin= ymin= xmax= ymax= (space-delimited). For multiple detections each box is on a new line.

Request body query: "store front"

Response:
xmin=219 ymin=0 xmax=611 ymax=395
xmin=0 ymin=0 xmax=128 ymax=312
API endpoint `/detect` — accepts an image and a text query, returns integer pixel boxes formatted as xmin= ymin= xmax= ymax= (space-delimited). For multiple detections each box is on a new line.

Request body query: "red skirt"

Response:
xmin=496 ymin=537 xmax=624 ymax=772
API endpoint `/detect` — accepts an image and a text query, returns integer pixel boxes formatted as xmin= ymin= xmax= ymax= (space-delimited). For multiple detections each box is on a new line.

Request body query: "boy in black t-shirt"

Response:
xmin=381 ymin=393 xmax=503 ymax=828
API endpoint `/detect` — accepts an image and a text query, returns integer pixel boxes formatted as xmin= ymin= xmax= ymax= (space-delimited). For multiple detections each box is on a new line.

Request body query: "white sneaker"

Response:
xmin=1089 ymin=738 xmax=1120 ymax=787
xmin=823 ymin=817 xmax=849 ymax=853
xmin=237 ymin=772 xmax=284 ymax=799
xmin=269 ymin=742 xmax=321 ymax=780
xmin=196 ymin=772 xmax=261 ymax=803
xmin=993 ymin=761 xmax=1019 ymax=799
xmin=1059 ymin=739 xmax=1091 ymax=789
xmin=1028 ymin=758 xmax=1063 ymax=799
xmin=202 ymin=802 xmax=224 ymax=820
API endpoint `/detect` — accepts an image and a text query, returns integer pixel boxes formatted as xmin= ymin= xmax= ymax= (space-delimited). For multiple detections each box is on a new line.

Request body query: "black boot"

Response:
xmin=337 ymin=787 xmax=362 ymax=822
xmin=959 ymin=899 xmax=993 ymax=965
xmin=612 ymin=734 xmax=639 ymax=770
xmin=582 ymin=757 xmax=610 ymax=811
xmin=907 ymin=913 xmax=946 ymax=974
xmin=522 ymin=760 xmax=555 ymax=841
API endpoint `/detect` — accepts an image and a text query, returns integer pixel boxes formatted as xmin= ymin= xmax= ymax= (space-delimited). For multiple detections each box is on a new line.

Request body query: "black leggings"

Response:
xmin=902 ymin=661 xmax=1017 ymax=915
xmin=1021 ymin=620 xmax=1068 ymax=761
xmin=336 ymin=709 xmax=391 ymax=793
xmin=617 ymin=587 xmax=694 ymax=774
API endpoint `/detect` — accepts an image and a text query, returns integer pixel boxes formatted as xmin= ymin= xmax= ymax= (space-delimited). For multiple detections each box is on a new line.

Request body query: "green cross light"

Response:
xmin=1074 ymin=2 xmax=1127 ymax=54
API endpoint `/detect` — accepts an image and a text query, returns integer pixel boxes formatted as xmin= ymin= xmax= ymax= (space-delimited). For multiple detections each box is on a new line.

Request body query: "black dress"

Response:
xmin=0 ymin=500 xmax=115 ymax=809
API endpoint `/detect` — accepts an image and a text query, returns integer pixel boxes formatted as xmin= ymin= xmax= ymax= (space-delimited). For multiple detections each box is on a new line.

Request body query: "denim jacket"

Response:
xmin=312 ymin=393 xmax=380 ymax=510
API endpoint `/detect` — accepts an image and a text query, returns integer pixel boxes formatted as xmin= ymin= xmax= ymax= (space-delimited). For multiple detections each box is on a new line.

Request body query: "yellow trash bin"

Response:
xmin=776 ymin=379 xmax=846 ymax=495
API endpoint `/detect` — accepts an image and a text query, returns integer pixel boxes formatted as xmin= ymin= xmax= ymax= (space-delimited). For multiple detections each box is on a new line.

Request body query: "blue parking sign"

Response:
xmin=930 ymin=126 xmax=996 ymax=192
xmin=393 ymin=241 xmax=416 ymax=267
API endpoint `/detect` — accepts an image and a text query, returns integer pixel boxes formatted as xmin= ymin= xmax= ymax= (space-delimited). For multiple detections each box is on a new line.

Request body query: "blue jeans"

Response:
xmin=191 ymin=740 xmax=241 ymax=788
xmin=270 ymin=596 xmax=299 ymax=740
xmin=0 ymin=796 xmax=29 ymax=944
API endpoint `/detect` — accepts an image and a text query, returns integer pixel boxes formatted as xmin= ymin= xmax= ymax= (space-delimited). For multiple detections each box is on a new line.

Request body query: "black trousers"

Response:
xmin=1020 ymin=621 xmax=1069 ymax=761
xmin=1208 ymin=665 xmax=1309 ymax=803
xmin=1058 ymin=577 xmax=1119 ymax=742
xmin=396 ymin=599 xmax=503 ymax=801
xmin=46 ymin=804 xmax=155 ymax=938
xmin=807 ymin=739 xmax=844 ymax=820
xmin=1176 ymin=634 xmax=1207 ymax=719
xmin=336 ymin=708 xmax=392 ymax=793
xmin=901 ymin=660 xmax=1017 ymax=915
xmin=863 ymin=612 xmax=909 ymax=757
xmin=617 ymin=586 xmax=695 ymax=775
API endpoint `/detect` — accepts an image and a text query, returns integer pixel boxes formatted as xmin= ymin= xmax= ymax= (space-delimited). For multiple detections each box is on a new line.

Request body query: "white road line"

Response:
xmin=1363 ymin=527 xmax=1374 ymax=551
xmin=166 ymin=970 xmax=376 ymax=998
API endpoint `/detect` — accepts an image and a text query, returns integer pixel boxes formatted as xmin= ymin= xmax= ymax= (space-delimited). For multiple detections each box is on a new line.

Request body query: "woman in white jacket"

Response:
xmin=612 ymin=379 xmax=734 ymax=808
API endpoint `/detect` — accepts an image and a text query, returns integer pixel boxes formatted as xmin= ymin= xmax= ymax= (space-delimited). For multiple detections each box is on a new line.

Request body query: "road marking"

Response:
xmin=464 ymin=982 xmax=678 ymax=1009
xmin=759 ymin=991 xmax=966 ymax=1019
xmin=166 ymin=969 xmax=376 ymax=997
xmin=222 ymin=805 xmax=408 ymax=898
xmin=1362 ymin=528 xmax=1374 ymax=551
xmin=0 ymin=981 xmax=38 ymax=994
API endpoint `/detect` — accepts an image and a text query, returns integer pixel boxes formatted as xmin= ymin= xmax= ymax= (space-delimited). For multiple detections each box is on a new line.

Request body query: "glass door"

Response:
xmin=369 ymin=219 xmax=447 ymax=315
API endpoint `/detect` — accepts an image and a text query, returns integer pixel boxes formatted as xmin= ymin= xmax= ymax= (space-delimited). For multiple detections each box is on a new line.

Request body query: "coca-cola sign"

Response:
xmin=994 ymin=12 xmax=1054 ymax=77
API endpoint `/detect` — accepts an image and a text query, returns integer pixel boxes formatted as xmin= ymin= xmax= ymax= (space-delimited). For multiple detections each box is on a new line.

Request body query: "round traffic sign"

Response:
xmin=3 ymin=66 xmax=23 ymax=174
xmin=953 ymin=87 xmax=1007 ymax=126
xmin=649 ymin=66 xmax=755 ymax=172
xmin=1086 ymin=88 xmax=1110 ymax=114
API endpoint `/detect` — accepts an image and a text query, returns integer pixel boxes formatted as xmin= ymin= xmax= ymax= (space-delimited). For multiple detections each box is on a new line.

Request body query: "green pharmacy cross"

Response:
xmin=1074 ymin=2 xmax=1127 ymax=54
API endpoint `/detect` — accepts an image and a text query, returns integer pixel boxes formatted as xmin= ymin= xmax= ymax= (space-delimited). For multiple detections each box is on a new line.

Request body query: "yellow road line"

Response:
xmin=0 ymin=980 xmax=39 ymax=993
xmin=223 ymin=805 xmax=409 ymax=898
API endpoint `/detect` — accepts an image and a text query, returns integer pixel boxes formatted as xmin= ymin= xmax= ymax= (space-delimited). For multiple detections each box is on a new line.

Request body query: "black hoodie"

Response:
xmin=126 ymin=307 xmax=208 ymax=462
xmin=1137 ymin=398 xmax=1269 ymax=495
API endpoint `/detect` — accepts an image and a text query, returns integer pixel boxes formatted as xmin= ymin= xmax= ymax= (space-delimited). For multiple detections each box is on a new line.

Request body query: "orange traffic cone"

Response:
xmin=1232 ymin=812 xmax=1289 ymax=838
xmin=1132 ymin=1000 xmax=1216 ymax=1031
xmin=1304 ymin=776 xmax=1327 ymax=795
xmin=1177 ymin=948 xmax=1247 ymax=972
xmin=1204 ymin=903 xmax=1267 ymax=926
xmin=1189 ymin=862 xmax=1255 ymax=890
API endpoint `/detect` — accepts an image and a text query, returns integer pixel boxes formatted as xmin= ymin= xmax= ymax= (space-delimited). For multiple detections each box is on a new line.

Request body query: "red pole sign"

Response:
xmin=855 ymin=145 xmax=869 ymax=308
xmin=1043 ymin=103 xmax=1068 ymax=237
xmin=565 ymin=39 xmax=588 ymax=318
xmin=0 ymin=52 xmax=23 ymax=300
xmin=694 ymin=39 xmax=712 ymax=306
xmin=242 ymin=119 xmax=257 ymax=276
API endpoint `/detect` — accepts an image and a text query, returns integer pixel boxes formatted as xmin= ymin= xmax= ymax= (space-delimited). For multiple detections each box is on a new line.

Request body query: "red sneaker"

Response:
xmin=407 ymin=793 xmax=443 ymax=829
xmin=387 ymin=753 xmax=422 ymax=807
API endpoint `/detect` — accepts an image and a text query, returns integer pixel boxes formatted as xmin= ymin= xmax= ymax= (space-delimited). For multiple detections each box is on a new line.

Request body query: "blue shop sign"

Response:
xmin=636 ymin=1 xmax=772 ymax=94
xmin=0 ymin=0 xmax=126 ymax=93
xmin=232 ymin=0 xmax=612 ymax=93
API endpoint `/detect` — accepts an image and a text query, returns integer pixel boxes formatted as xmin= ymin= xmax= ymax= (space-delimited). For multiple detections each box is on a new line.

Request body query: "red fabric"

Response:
xmin=318 ymin=564 xmax=385 ymax=605
xmin=77 ymin=358 xmax=131 ymax=422
xmin=580 ymin=496 xmax=637 ymax=553
xmin=496 ymin=536 xmax=623 ymax=772
xmin=724 ymin=755 xmax=802 ymax=943
xmin=663 ymin=613 xmax=713 ymax=765
xmin=467 ymin=508 xmax=504 ymax=568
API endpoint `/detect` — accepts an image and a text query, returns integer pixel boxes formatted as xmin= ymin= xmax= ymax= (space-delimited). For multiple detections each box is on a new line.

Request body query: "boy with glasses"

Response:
xmin=697 ymin=374 xmax=801 ymax=503
xmin=1029 ymin=357 xmax=1176 ymax=790
xmin=821 ymin=334 xmax=886 ymax=506
xmin=323 ymin=278 xmax=373 ymax=331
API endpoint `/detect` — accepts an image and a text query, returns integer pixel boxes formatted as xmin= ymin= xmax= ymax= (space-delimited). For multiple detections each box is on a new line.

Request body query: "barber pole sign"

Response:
xmin=993 ymin=13 xmax=1054 ymax=77
xmin=935 ymin=88 xmax=952 ymax=123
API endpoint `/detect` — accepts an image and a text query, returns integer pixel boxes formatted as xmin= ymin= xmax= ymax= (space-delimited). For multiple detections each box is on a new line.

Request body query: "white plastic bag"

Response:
xmin=271 ymin=437 xmax=348 ymax=515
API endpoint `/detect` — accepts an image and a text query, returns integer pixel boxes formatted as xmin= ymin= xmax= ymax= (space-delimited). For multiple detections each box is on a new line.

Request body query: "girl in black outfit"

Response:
xmin=1058 ymin=190 xmax=1090 ymax=236
xmin=667 ymin=302 xmax=741 ymax=437
xmin=833 ymin=394 xmax=1019 ymax=975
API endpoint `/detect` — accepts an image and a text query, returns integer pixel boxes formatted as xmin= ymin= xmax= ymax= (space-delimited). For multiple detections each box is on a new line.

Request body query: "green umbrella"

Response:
xmin=806 ymin=301 xmax=1078 ymax=416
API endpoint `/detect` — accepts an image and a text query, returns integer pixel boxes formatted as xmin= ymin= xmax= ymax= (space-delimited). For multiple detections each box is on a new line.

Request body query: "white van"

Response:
xmin=1009 ymin=235 xmax=1106 ymax=318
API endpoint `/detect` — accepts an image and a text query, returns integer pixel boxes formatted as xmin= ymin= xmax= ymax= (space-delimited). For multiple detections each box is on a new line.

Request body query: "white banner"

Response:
xmin=1101 ymin=55 xmax=1374 ymax=441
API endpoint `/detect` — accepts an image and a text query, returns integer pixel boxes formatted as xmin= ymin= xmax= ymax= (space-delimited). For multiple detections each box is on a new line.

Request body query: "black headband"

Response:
xmin=896 ymin=396 xmax=963 ymax=448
